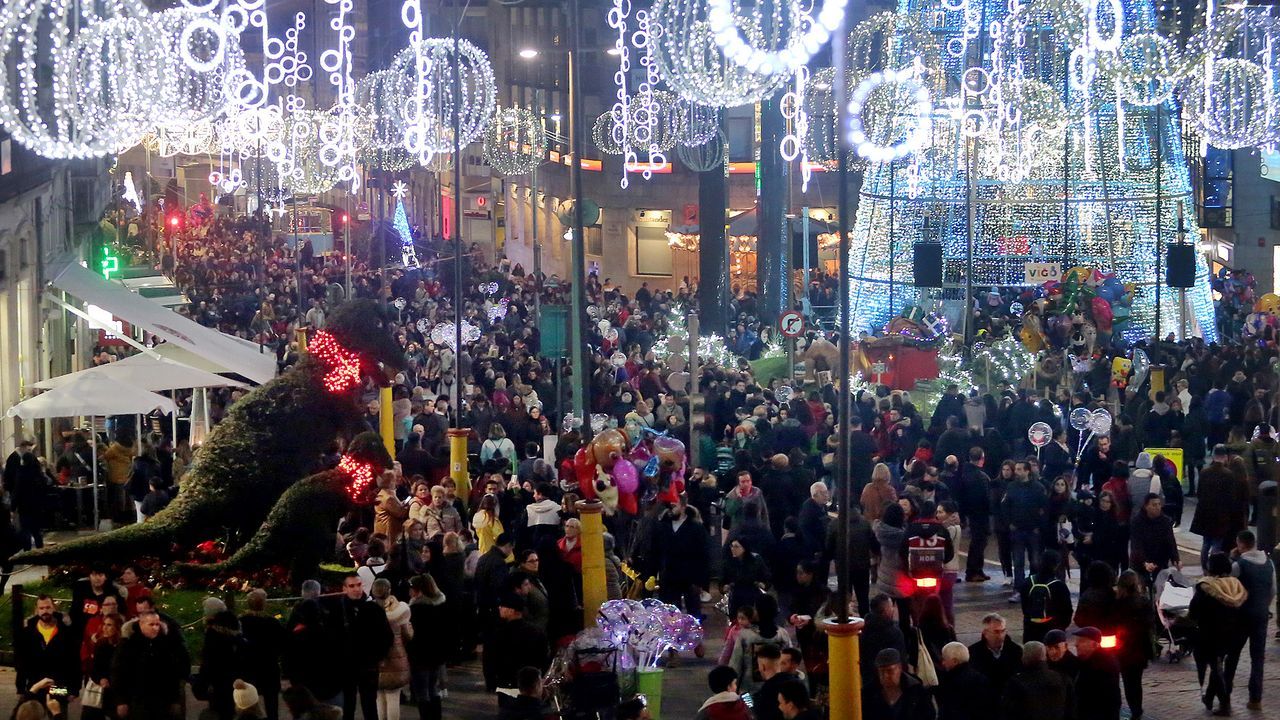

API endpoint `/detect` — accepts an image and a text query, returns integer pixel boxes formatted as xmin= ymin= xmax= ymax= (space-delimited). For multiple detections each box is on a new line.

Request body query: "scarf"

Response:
xmin=1198 ymin=576 xmax=1248 ymax=608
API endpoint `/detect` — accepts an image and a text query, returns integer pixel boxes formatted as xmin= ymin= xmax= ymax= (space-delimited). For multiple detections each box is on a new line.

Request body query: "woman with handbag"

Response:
xmin=81 ymin=613 xmax=122 ymax=720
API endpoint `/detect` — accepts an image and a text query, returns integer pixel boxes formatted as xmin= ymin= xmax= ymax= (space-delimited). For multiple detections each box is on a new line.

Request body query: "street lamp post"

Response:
xmin=567 ymin=0 xmax=590 ymax=440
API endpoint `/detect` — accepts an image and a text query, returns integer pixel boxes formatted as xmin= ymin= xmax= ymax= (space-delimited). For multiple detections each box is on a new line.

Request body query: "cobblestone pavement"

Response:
xmin=0 ymin=499 xmax=1276 ymax=719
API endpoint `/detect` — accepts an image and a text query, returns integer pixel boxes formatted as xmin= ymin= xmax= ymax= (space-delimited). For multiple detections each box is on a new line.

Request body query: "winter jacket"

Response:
xmin=111 ymin=625 xmax=191 ymax=719
xmin=1191 ymin=462 xmax=1249 ymax=541
xmin=1231 ymin=550 xmax=1276 ymax=621
xmin=238 ymin=612 xmax=286 ymax=693
xmin=199 ymin=611 xmax=246 ymax=715
xmin=1001 ymin=664 xmax=1075 ymax=720
xmin=376 ymin=596 xmax=413 ymax=690
xmin=936 ymin=661 xmax=991 ymax=720
xmin=1002 ymin=479 xmax=1047 ymax=532
xmin=15 ymin=613 xmax=78 ymax=697
xmin=728 ymin=626 xmax=795 ymax=692
xmin=861 ymin=672 xmax=937 ymax=720
xmin=860 ymin=481 xmax=897 ymax=523
xmin=1189 ymin=576 xmax=1249 ymax=655
xmin=1074 ymin=649 xmax=1122 ymax=720
xmin=955 ymin=463 xmax=991 ymax=520
xmin=524 ymin=498 xmax=560 ymax=527
xmin=1128 ymin=511 xmax=1179 ymax=570
xmin=1125 ymin=469 xmax=1158 ymax=519
xmin=1112 ymin=594 xmax=1155 ymax=670
xmin=874 ymin=522 xmax=909 ymax=598
xmin=693 ymin=692 xmax=752 ymax=720
xmin=967 ymin=638 xmax=1023 ymax=697
xmin=482 ymin=617 xmax=549 ymax=692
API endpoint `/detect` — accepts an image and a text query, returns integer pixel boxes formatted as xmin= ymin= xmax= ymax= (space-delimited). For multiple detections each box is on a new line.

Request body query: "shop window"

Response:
xmin=635 ymin=225 xmax=671 ymax=276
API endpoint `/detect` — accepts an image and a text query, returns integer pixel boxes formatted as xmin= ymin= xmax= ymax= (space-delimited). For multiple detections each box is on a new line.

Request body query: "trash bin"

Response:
xmin=1258 ymin=480 xmax=1278 ymax=555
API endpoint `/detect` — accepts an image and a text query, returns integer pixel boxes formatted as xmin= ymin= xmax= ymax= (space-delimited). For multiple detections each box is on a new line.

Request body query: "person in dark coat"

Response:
xmin=284 ymin=581 xmax=340 ymax=704
xmin=407 ymin=574 xmax=449 ymax=720
xmin=1128 ymin=494 xmax=1180 ymax=587
xmin=1191 ymin=445 xmax=1250 ymax=569
xmin=935 ymin=641 xmax=991 ymax=720
xmin=1190 ymin=553 xmax=1249 ymax=716
xmin=69 ymin=566 xmax=122 ymax=641
xmin=955 ymin=449 xmax=992 ymax=582
xmin=15 ymin=596 xmax=79 ymax=700
xmin=652 ymin=496 xmax=710 ymax=620
xmin=10 ymin=441 xmax=50 ymax=550
xmin=861 ymin=648 xmax=936 ymax=720
xmin=859 ymin=595 xmax=908 ymax=685
xmin=112 ymin=610 xmax=191 ymax=720
xmin=326 ymin=574 xmax=393 ymax=720
xmin=483 ymin=593 xmax=549 ymax=705
xmin=966 ymin=613 xmax=1023 ymax=697
xmin=1043 ymin=629 xmax=1082 ymax=682
xmin=239 ymin=590 xmax=286 ymax=720
xmin=1072 ymin=627 xmax=1122 ymax=720
xmin=826 ymin=505 xmax=878 ymax=615
xmin=199 ymin=608 xmax=246 ymax=720
xmin=796 ymin=481 xmax=830 ymax=565
xmin=1001 ymin=641 xmax=1074 ymax=720
xmin=1112 ymin=571 xmax=1155 ymax=720
xmin=1018 ymin=550 xmax=1073 ymax=643
xmin=473 ymin=533 xmax=516 ymax=627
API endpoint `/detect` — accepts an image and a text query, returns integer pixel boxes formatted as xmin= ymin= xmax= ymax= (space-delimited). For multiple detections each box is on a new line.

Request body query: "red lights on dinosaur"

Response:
xmin=338 ymin=453 xmax=376 ymax=501
xmin=311 ymin=330 xmax=363 ymax=393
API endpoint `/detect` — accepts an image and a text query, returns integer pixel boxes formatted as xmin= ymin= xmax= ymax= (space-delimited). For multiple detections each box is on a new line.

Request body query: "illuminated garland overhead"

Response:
xmin=483 ymin=106 xmax=546 ymax=176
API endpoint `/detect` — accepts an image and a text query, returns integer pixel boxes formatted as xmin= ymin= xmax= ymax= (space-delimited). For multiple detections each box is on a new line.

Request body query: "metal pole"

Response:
xmin=567 ymin=0 xmax=590 ymax=439
xmin=802 ymin=206 xmax=810 ymax=315
xmin=833 ymin=9 xmax=852 ymax=630
xmin=688 ymin=313 xmax=701 ymax=467
xmin=345 ymin=194 xmax=352 ymax=299
xmin=453 ymin=30 xmax=465 ymax=422
xmin=379 ymin=151 xmax=387 ymax=290
xmin=533 ymin=89 xmax=543 ymax=327
xmin=293 ymin=194 xmax=302 ymax=311
xmin=964 ymin=136 xmax=976 ymax=347
xmin=889 ymin=161 xmax=896 ymax=314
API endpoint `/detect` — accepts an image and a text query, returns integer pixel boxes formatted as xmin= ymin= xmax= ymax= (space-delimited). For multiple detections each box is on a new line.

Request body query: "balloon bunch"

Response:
xmin=572 ymin=427 xmax=687 ymax=515
xmin=1072 ymin=408 xmax=1113 ymax=462
xmin=1018 ymin=267 xmax=1137 ymax=353
xmin=596 ymin=598 xmax=704 ymax=669
xmin=1212 ymin=267 xmax=1256 ymax=313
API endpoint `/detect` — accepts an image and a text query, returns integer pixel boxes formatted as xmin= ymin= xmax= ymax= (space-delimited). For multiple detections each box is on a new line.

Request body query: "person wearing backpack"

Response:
xmin=1019 ymin=550 xmax=1073 ymax=644
xmin=480 ymin=425 xmax=517 ymax=474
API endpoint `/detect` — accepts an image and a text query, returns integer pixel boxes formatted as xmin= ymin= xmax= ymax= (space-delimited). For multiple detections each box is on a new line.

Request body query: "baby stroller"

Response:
xmin=546 ymin=634 xmax=622 ymax=720
xmin=1152 ymin=567 xmax=1196 ymax=663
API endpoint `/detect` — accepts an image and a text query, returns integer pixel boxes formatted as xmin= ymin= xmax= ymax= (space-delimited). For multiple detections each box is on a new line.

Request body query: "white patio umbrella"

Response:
xmin=7 ymin=374 xmax=178 ymax=529
xmin=31 ymin=355 xmax=248 ymax=391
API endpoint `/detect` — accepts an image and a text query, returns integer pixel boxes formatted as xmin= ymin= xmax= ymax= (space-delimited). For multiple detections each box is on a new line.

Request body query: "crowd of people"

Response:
xmin=3 ymin=206 xmax=1279 ymax=720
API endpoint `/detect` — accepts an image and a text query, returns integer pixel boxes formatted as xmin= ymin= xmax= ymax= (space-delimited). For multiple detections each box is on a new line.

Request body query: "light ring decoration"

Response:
xmin=154 ymin=8 xmax=248 ymax=123
xmin=483 ymin=106 xmax=547 ymax=176
xmin=0 ymin=0 xmax=150 ymax=159
xmin=706 ymin=0 xmax=848 ymax=76
xmin=845 ymin=63 xmax=932 ymax=163
xmin=55 ymin=12 xmax=168 ymax=158
xmin=1181 ymin=58 xmax=1276 ymax=150
xmin=357 ymin=69 xmax=410 ymax=151
xmin=593 ymin=112 xmax=625 ymax=155
xmin=649 ymin=0 xmax=791 ymax=108
xmin=676 ymin=129 xmax=726 ymax=172
xmin=394 ymin=38 xmax=497 ymax=159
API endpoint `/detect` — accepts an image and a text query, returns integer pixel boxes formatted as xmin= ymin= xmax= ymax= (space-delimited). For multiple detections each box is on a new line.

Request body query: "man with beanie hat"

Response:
xmin=483 ymin=593 xmax=548 ymax=708
xmin=862 ymin=648 xmax=935 ymax=720
xmin=233 ymin=680 xmax=265 ymax=719
xmin=1126 ymin=453 xmax=1157 ymax=520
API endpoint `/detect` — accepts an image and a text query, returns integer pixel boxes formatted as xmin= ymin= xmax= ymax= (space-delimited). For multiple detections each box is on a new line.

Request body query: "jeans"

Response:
xmin=1224 ymin=618 xmax=1269 ymax=703
xmin=1195 ymin=648 xmax=1231 ymax=708
xmin=410 ymin=665 xmax=443 ymax=704
xmin=1010 ymin=529 xmax=1040 ymax=593
xmin=1200 ymin=537 xmax=1224 ymax=572
xmin=16 ymin=511 xmax=42 ymax=550
xmin=939 ymin=571 xmax=957 ymax=626
xmin=966 ymin=518 xmax=990 ymax=578
xmin=1121 ymin=664 xmax=1145 ymax=718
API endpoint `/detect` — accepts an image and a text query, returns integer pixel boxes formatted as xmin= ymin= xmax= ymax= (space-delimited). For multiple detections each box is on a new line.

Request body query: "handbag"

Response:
xmin=915 ymin=633 xmax=939 ymax=687
xmin=81 ymin=680 xmax=104 ymax=709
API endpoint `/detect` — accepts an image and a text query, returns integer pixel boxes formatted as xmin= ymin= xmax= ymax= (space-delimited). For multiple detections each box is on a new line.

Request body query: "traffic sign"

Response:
xmin=779 ymin=311 xmax=805 ymax=338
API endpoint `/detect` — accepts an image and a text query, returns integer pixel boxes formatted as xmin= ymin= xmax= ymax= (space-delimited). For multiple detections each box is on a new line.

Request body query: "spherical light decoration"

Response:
xmin=360 ymin=145 xmax=418 ymax=173
xmin=218 ymin=105 xmax=287 ymax=158
xmin=593 ymin=111 xmax=625 ymax=156
xmin=846 ymin=65 xmax=932 ymax=163
xmin=482 ymin=106 xmax=546 ymax=176
xmin=1181 ymin=58 xmax=1275 ymax=149
xmin=153 ymin=7 xmax=248 ymax=123
xmin=1096 ymin=32 xmax=1179 ymax=107
xmin=629 ymin=90 xmax=683 ymax=153
xmin=650 ymin=0 xmax=791 ymax=108
xmin=0 ymin=0 xmax=151 ymax=159
xmin=802 ymin=67 xmax=839 ymax=167
xmin=54 ymin=13 xmax=169 ymax=158
xmin=706 ymin=0 xmax=848 ymax=77
xmin=356 ymin=69 xmax=409 ymax=151
xmin=677 ymin=98 xmax=720 ymax=147
xmin=847 ymin=11 xmax=942 ymax=88
xmin=393 ymin=38 xmax=497 ymax=158
xmin=676 ymin=130 xmax=726 ymax=172
xmin=150 ymin=120 xmax=220 ymax=157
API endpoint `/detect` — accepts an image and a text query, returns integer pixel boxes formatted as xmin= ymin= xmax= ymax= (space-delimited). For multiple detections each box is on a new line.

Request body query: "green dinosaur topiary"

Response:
xmin=13 ymin=300 xmax=405 ymax=571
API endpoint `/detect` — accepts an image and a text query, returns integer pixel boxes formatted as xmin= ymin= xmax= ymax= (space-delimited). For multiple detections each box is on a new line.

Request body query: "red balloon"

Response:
xmin=1091 ymin=296 xmax=1114 ymax=333
xmin=574 ymin=447 xmax=597 ymax=499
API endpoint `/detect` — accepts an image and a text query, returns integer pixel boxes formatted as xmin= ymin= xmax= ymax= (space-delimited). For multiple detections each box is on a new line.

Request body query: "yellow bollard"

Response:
xmin=295 ymin=327 xmax=308 ymax=353
xmin=448 ymin=427 xmax=471 ymax=510
xmin=379 ymin=386 xmax=394 ymax=457
xmin=576 ymin=499 xmax=608 ymax=627
xmin=1148 ymin=366 xmax=1165 ymax=402
xmin=824 ymin=617 xmax=865 ymax=720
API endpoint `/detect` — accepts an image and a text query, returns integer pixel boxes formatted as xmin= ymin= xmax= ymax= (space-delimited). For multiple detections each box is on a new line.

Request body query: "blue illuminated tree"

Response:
xmin=393 ymin=197 xmax=417 ymax=268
